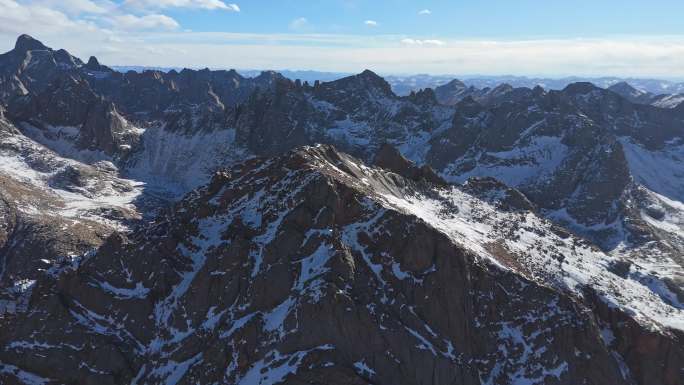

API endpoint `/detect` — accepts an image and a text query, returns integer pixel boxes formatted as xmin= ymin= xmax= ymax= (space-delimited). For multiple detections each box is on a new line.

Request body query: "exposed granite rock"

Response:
xmin=0 ymin=35 xmax=83 ymax=100
xmin=6 ymin=74 xmax=141 ymax=156
xmin=13 ymin=34 xmax=48 ymax=52
xmin=373 ymin=143 xmax=446 ymax=186
xmin=461 ymin=177 xmax=536 ymax=212
xmin=3 ymin=145 xmax=675 ymax=385
xmin=84 ymin=56 xmax=112 ymax=73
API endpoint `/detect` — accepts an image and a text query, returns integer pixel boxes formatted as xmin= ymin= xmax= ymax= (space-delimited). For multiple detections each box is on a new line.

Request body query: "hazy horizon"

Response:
xmin=2 ymin=1 xmax=684 ymax=78
xmin=110 ymin=65 xmax=684 ymax=83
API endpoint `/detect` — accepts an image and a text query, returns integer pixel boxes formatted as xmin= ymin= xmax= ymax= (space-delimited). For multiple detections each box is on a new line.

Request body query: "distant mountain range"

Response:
xmin=114 ymin=66 xmax=684 ymax=96
xmin=1 ymin=34 xmax=683 ymax=385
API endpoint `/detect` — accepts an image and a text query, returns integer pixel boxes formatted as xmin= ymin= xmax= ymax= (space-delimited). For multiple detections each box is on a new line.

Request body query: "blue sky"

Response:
xmin=2 ymin=0 xmax=684 ymax=77
xmin=168 ymin=0 xmax=684 ymax=38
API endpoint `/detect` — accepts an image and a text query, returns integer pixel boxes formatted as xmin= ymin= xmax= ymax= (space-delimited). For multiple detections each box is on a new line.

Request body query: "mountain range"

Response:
xmin=113 ymin=67 xmax=684 ymax=99
xmin=0 ymin=34 xmax=682 ymax=385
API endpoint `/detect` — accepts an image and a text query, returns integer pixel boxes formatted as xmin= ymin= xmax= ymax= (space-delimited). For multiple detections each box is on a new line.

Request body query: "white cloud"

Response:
xmin=418 ymin=9 xmax=431 ymax=15
xmin=225 ymin=3 xmax=240 ymax=12
xmin=109 ymin=14 xmax=179 ymax=30
xmin=401 ymin=38 xmax=445 ymax=46
xmin=289 ymin=17 xmax=309 ymax=31
xmin=0 ymin=0 xmax=98 ymax=35
xmin=1 ymin=3 xmax=684 ymax=79
xmin=364 ymin=20 xmax=378 ymax=27
xmin=35 ymin=0 xmax=111 ymax=14
xmin=0 ymin=0 xmax=188 ymax=41
xmin=124 ymin=0 xmax=239 ymax=11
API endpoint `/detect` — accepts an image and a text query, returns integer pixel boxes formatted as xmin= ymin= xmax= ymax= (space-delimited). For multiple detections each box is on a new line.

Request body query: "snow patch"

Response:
xmin=236 ymin=345 xmax=333 ymax=385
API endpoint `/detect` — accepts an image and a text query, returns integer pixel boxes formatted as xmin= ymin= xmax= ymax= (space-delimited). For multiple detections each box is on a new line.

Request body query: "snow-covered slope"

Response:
xmin=379 ymin=183 xmax=683 ymax=331
xmin=0 ymin=130 xmax=143 ymax=229
xmin=126 ymin=125 xmax=248 ymax=195
xmin=0 ymin=113 xmax=153 ymax=321
xmin=652 ymin=94 xmax=684 ymax=109
xmin=621 ymin=138 xmax=684 ymax=203
xmin=1 ymin=145 xmax=680 ymax=385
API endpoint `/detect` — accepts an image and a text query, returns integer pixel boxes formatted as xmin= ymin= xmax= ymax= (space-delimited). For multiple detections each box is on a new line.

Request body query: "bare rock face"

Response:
xmin=434 ymin=79 xmax=470 ymax=105
xmin=6 ymin=73 xmax=142 ymax=156
xmin=461 ymin=177 xmax=536 ymax=212
xmin=373 ymin=143 xmax=446 ymax=186
xmin=13 ymin=34 xmax=48 ymax=52
xmin=434 ymin=80 xmax=527 ymax=106
xmin=7 ymin=74 xmax=95 ymax=127
xmin=0 ymin=35 xmax=83 ymax=101
xmin=608 ymin=82 xmax=657 ymax=104
xmin=0 ymin=145 xmax=681 ymax=385
xmin=80 ymin=100 xmax=138 ymax=155
xmin=84 ymin=56 xmax=112 ymax=73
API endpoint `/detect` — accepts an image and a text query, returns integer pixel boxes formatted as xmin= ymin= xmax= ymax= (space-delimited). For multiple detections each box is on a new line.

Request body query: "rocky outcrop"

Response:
xmin=608 ymin=82 xmax=657 ymax=104
xmin=2 ymin=145 xmax=680 ymax=384
xmin=373 ymin=143 xmax=446 ymax=186
xmin=585 ymin=288 xmax=684 ymax=385
xmin=6 ymin=74 xmax=141 ymax=156
xmin=79 ymin=100 xmax=138 ymax=155
xmin=86 ymin=66 xmax=285 ymax=121
xmin=84 ymin=56 xmax=112 ymax=73
xmin=461 ymin=177 xmax=536 ymax=212
xmin=13 ymin=34 xmax=48 ymax=52
xmin=0 ymin=35 xmax=83 ymax=101
xmin=434 ymin=79 xmax=469 ymax=105
xmin=434 ymin=80 xmax=524 ymax=106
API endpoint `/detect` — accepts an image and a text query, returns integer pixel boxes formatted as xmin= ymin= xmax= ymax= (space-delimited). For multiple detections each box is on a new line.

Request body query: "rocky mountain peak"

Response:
xmin=532 ymin=85 xmax=546 ymax=95
xmin=607 ymin=81 xmax=657 ymax=104
xmin=333 ymin=69 xmax=394 ymax=96
xmin=14 ymin=34 xmax=48 ymax=52
xmin=609 ymin=81 xmax=641 ymax=95
xmin=490 ymin=83 xmax=514 ymax=94
xmin=86 ymin=56 xmax=99 ymax=67
xmin=434 ymin=79 xmax=470 ymax=104
xmin=54 ymin=48 xmax=81 ymax=67
xmin=178 ymin=67 xmax=195 ymax=76
xmin=252 ymin=70 xmax=287 ymax=85
xmin=359 ymin=68 xmax=382 ymax=79
xmin=562 ymin=81 xmax=601 ymax=95
xmin=406 ymin=87 xmax=438 ymax=105
xmin=84 ymin=55 xmax=110 ymax=72
xmin=360 ymin=69 xmax=391 ymax=85
xmin=442 ymin=78 xmax=467 ymax=89
xmin=454 ymin=95 xmax=484 ymax=114
xmin=434 ymin=79 xmax=522 ymax=106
